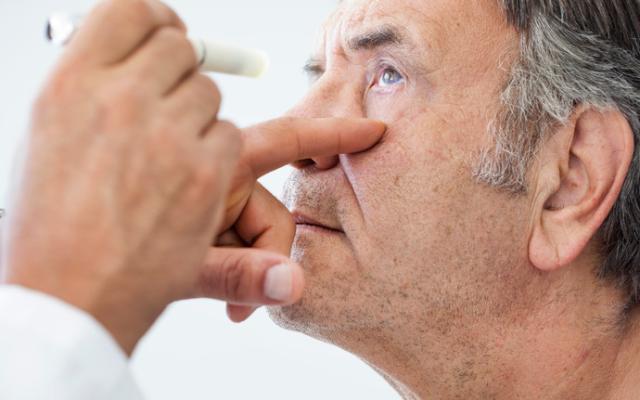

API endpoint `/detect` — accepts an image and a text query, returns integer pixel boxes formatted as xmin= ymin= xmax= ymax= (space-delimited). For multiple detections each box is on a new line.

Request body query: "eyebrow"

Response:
xmin=347 ymin=25 xmax=404 ymax=51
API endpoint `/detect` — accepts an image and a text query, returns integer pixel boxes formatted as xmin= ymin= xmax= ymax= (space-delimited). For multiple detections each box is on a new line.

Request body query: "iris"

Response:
xmin=377 ymin=67 xmax=404 ymax=88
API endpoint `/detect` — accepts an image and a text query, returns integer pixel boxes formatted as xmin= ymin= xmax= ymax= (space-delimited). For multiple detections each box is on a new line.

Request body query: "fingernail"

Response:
xmin=264 ymin=263 xmax=293 ymax=302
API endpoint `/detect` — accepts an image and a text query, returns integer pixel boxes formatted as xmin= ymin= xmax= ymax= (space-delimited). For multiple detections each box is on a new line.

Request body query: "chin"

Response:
xmin=267 ymin=230 xmax=390 ymax=342
xmin=267 ymin=232 xmax=349 ymax=339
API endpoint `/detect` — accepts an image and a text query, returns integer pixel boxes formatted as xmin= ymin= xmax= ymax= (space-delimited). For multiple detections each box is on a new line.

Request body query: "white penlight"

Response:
xmin=189 ymin=38 xmax=270 ymax=78
xmin=46 ymin=13 xmax=270 ymax=78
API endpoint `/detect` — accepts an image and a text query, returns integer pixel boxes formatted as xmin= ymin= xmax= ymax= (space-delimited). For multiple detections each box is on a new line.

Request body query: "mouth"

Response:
xmin=292 ymin=211 xmax=344 ymax=234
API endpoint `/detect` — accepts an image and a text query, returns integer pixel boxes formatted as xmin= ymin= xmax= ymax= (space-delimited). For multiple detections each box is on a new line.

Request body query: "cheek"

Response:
xmin=340 ymin=107 xmax=478 ymax=269
xmin=344 ymin=104 xmax=464 ymax=208
xmin=365 ymin=91 xmax=410 ymax=121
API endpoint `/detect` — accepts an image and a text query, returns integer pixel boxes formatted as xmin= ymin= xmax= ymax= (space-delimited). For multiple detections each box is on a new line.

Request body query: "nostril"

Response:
xmin=291 ymin=159 xmax=315 ymax=169
xmin=291 ymin=156 xmax=340 ymax=171
xmin=311 ymin=156 xmax=340 ymax=170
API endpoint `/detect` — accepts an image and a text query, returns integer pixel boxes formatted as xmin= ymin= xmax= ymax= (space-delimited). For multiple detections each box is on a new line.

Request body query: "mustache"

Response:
xmin=282 ymin=170 xmax=341 ymax=221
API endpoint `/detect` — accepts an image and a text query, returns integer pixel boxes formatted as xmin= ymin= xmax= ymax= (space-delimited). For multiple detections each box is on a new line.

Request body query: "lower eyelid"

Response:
xmin=369 ymin=83 xmax=404 ymax=95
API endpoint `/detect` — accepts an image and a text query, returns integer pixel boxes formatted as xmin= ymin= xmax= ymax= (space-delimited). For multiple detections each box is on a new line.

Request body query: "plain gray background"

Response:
xmin=0 ymin=1 xmax=399 ymax=399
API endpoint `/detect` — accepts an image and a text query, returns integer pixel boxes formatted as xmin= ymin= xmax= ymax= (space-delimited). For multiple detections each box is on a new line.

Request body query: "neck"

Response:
xmin=333 ymin=282 xmax=640 ymax=399
xmin=608 ymin=307 xmax=640 ymax=400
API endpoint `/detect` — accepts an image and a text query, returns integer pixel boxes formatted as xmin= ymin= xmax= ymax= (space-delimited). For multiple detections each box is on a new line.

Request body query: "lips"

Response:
xmin=292 ymin=211 xmax=344 ymax=234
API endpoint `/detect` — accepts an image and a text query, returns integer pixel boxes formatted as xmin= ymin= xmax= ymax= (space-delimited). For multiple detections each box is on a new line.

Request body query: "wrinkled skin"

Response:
xmin=269 ymin=1 xmax=640 ymax=399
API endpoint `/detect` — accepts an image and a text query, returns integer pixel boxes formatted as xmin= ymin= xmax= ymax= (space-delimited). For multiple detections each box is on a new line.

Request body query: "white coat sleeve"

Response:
xmin=0 ymin=285 xmax=144 ymax=400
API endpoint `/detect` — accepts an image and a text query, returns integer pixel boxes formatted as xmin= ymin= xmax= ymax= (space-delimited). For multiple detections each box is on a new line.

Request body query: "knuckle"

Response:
xmin=193 ymin=74 xmax=222 ymax=105
xmin=148 ymin=27 xmax=195 ymax=66
xmin=153 ymin=26 xmax=186 ymax=48
xmin=163 ymin=3 xmax=186 ymax=30
xmin=148 ymin=0 xmax=185 ymax=30
xmin=215 ymin=120 xmax=241 ymax=140
xmin=223 ymin=254 xmax=256 ymax=300
xmin=223 ymin=258 xmax=245 ymax=300
xmin=162 ymin=28 xmax=195 ymax=63
xmin=121 ymin=0 xmax=155 ymax=26
xmin=108 ymin=0 xmax=185 ymax=35
xmin=203 ymin=75 xmax=222 ymax=100
xmin=176 ymin=75 xmax=221 ymax=121
xmin=215 ymin=120 xmax=243 ymax=156
xmin=130 ymin=27 xmax=190 ymax=74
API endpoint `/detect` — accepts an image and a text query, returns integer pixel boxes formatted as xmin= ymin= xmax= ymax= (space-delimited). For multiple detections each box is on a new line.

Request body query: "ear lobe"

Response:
xmin=529 ymin=109 xmax=634 ymax=272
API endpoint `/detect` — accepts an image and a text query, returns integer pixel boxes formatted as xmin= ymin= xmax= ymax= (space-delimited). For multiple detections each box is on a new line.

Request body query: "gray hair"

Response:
xmin=475 ymin=0 xmax=640 ymax=304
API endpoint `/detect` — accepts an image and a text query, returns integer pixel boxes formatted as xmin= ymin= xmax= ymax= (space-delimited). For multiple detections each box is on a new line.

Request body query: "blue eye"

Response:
xmin=377 ymin=67 xmax=404 ymax=88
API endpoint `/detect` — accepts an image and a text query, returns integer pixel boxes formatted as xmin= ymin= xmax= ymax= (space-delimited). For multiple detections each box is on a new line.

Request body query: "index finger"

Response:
xmin=68 ymin=0 xmax=186 ymax=66
xmin=241 ymin=117 xmax=386 ymax=178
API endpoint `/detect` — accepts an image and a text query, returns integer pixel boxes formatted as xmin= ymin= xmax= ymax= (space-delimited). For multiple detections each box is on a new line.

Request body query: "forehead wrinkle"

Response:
xmin=310 ymin=0 xmax=446 ymax=76
xmin=319 ymin=0 xmax=392 ymax=54
xmin=335 ymin=2 xmax=436 ymax=52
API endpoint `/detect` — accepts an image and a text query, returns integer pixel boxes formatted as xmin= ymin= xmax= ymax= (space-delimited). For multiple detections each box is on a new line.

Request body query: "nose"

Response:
xmin=286 ymin=73 xmax=365 ymax=170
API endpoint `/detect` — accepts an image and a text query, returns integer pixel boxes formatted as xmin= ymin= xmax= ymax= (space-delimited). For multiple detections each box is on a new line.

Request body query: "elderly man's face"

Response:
xmin=271 ymin=0 xmax=536 ymax=348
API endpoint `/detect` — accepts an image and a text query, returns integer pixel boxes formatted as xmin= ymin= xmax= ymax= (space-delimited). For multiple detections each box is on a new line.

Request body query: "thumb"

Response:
xmin=194 ymin=247 xmax=304 ymax=306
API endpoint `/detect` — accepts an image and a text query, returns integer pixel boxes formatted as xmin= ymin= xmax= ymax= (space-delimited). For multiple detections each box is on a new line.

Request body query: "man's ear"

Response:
xmin=529 ymin=108 xmax=634 ymax=271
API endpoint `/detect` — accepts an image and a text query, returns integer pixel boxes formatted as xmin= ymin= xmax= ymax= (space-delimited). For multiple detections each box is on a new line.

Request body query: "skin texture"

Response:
xmin=269 ymin=0 xmax=640 ymax=398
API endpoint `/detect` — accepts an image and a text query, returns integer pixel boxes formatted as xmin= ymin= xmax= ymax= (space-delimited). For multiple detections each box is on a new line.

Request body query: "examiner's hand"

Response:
xmin=199 ymin=117 xmax=386 ymax=322
xmin=1 ymin=0 xmax=241 ymax=354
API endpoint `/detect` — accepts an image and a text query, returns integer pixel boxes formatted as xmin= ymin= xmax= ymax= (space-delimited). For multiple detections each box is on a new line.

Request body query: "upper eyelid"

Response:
xmin=373 ymin=55 xmax=405 ymax=72
xmin=371 ymin=60 xmax=406 ymax=80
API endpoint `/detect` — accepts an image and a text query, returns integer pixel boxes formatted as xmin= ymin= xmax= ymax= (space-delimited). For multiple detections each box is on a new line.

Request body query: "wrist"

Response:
xmin=5 ymin=269 xmax=160 ymax=355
